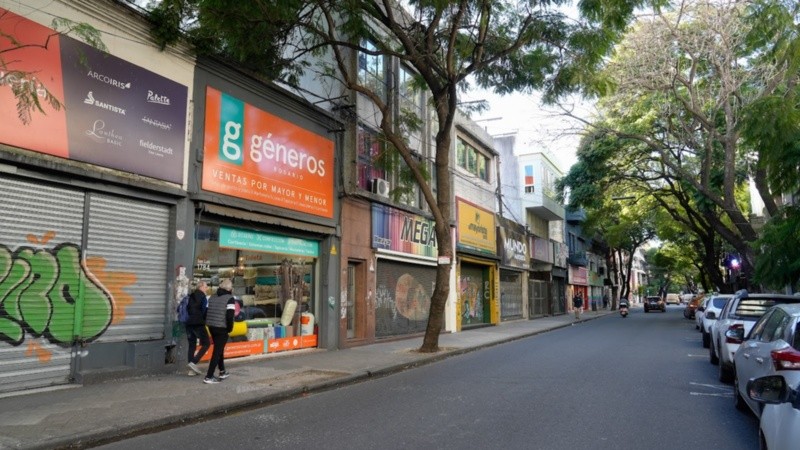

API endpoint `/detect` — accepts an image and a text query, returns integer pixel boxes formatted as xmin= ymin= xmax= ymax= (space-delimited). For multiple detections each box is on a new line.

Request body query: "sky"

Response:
xmin=461 ymin=87 xmax=595 ymax=174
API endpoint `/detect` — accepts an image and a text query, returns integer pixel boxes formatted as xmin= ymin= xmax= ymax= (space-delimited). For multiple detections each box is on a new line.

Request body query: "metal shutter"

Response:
xmin=0 ymin=176 xmax=85 ymax=393
xmin=500 ymin=269 xmax=523 ymax=320
xmin=86 ymin=194 xmax=169 ymax=342
xmin=375 ymin=260 xmax=436 ymax=338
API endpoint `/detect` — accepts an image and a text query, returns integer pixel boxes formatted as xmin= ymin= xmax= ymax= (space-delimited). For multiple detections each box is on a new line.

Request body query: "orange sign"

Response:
xmin=0 ymin=9 xmax=69 ymax=158
xmin=199 ymin=340 xmax=265 ymax=361
xmin=202 ymin=87 xmax=335 ymax=218
xmin=266 ymin=335 xmax=318 ymax=353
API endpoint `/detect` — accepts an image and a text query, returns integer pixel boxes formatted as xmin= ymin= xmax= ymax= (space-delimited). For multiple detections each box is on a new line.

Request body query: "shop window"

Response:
xmin=193 ymin=223 xmax=315 ymax=325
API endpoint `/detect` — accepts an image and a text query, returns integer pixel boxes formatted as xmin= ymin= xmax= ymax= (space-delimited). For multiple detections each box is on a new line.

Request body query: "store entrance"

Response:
xmin=346 ymin=261 xmax=366 ymax=340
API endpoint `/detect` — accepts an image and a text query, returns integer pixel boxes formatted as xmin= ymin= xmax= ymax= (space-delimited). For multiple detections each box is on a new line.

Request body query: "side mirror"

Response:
xmin=747 ymin=375 xmax=792 ymax=404
xmin=705 ymin=311 xmax=716 ymax=320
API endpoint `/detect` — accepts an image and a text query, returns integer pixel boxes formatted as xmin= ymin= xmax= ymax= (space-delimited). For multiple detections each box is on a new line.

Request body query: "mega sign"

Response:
xmin=202 ymin=87 xmax=335 ymax=218
xmin=372 ymin=204 xmax=437 ymax=257
xmin=0 ymin=8 xmax=188 ymax=183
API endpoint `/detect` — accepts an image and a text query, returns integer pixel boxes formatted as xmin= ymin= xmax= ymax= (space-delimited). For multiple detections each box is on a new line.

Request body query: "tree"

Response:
xmin=149 ymin=0 xmax=651 ymax=352
xmin=1 ymin=10 xmax=105 ymax=124
xmin=559 ymin=0 xmax=800 ymax=290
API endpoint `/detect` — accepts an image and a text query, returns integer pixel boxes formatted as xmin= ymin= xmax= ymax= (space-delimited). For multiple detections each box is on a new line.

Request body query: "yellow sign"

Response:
xmin=456 ymin=197 xmax=496 ymax=255
xmin=330 ymin=244 xmax=338 ymax=255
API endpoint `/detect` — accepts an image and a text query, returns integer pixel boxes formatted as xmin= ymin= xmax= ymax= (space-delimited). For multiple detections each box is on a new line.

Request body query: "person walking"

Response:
xmin=186 ymin=281 xmax=210 ymax=376
xmin=572 ymin=292 xmax=584 ymax=319
xmin=203 ymin=278 xmax=236 ymax=384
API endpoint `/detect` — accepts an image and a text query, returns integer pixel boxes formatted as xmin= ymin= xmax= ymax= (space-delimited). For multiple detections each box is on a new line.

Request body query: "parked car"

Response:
xmin=695 ymin=296 xmax=711 ymax=329
xmin=644 ymin=295 xmax=666 ymax=313
xmin=747 ymin=375 xmax=800 ymax=450
xmin=698 ymin=294 xmax=733 ymax=348
xmin=665 ymin=293 xmax=681 ymax=305
xmin=683 ymin=295 xmax=704 ymax=320
xmin=733 ymin=304 xmax=800 ymax=418
xmin=709 ymin=290 xmax=800 ymax=383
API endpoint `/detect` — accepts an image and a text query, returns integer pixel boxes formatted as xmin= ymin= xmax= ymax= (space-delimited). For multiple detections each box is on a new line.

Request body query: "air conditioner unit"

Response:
xmin=371 ymin=178 xmax=390 ymax=198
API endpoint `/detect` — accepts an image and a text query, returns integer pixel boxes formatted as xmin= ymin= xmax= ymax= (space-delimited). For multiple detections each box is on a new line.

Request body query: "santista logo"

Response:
xmin=218 ymin=92 xmax=327 ymax=177
xmin=468 ymin=222 xmax=489 ymax=240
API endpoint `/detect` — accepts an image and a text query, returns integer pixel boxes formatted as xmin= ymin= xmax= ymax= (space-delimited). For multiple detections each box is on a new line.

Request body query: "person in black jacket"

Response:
xmin=186 ymin=281 xmax=210 ymax=376
xmin=203 ymin=278 xmax=236 ymax=384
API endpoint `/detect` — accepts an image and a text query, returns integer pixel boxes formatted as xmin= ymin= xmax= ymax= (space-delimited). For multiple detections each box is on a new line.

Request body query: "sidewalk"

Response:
xmin=0 ymin=310 xmax=612 ymax=450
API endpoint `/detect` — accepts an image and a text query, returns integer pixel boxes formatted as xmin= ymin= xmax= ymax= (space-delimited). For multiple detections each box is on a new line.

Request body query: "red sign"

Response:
xmin=266 ymin=335 xmax=318 ymax=353
xmin=202 ymin=87 xmax=335 ymax=218
xmin=199 ymin=340 xmax=264 ymax=361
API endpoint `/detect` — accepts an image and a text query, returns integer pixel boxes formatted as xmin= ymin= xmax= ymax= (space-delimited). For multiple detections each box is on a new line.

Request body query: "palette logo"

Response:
xmin=219 ymin=92 xmax=245 ymax=166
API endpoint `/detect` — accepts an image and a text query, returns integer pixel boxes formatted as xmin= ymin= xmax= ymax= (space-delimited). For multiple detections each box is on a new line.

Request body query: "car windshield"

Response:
xmin=647 ymin=297 xmax=660 ymax=302
xmin=734 ymin=298 xmax=800 ymax=319
xmin=711 ymin=297 xmax=729 ymax=309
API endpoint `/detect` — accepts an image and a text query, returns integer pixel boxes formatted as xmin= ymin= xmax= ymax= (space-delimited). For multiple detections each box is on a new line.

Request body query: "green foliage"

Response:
xmin=754 ymin=206 xmax=800 ymax=290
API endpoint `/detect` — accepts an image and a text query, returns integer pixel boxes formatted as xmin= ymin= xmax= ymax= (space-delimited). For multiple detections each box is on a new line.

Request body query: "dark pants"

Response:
xmin=186 ymin=324 xmax=210 ymax=364
xmin=206 ymin=327 xmax=228 ymax=378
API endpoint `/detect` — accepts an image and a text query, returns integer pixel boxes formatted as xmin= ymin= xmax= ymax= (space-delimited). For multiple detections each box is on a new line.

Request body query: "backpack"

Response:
xmin=176 ymin=294 xmax=191 ymax=324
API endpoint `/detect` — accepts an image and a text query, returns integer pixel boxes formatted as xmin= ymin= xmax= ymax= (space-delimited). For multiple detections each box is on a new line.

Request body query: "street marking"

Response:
xmin=690 ymin=392 xmax=733 ymax=397
xmin=688 ymin=354 xmax=707 ymax=357
xmin=689 ymin=382 xmax=731 ymax=391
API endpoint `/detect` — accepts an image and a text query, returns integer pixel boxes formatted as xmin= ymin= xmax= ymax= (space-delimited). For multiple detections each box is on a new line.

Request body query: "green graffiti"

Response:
xmin=0 ymin=244 xmax=113 ymax=347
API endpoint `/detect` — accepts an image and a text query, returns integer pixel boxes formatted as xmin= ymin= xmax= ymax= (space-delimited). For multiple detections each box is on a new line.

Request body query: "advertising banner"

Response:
xmin=219 ymin=226 xmax=319 ymax=257
xmin=456 ymin=197 xmax=496 ymax=256
xmin=0 ymin=8 xmax=187 ymax=183
xmin=202 ymin=87 xmax=335 ymax=218
xmin=497 ymin=220 xmax=528 ymax=269
xmin=371 ymin=204 xmax=437 ymax=257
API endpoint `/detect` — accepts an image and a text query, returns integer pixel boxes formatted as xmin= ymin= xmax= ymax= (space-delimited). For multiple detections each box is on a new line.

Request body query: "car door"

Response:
xmin=736 ymin=309 xmax=777 ymax=384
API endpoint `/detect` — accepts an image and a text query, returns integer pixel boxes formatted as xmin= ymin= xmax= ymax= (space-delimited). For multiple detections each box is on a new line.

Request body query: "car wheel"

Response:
xmin=702 ymin=330 xmax=710 ymax=348
xmin=734 ymin=371 xmax=749 ymax=413
xmin=719 ymin=361 xmax=733 ymax=383
xmin=710 ymin=342 xmax=719 ymax=365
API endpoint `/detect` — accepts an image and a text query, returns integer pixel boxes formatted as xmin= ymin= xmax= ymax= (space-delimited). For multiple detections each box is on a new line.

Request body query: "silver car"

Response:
xmin=698 ymin=294 xmax=732 ymax=348
xmin=747 ymin=374 xmax=800 ymax=450
xmin=709 ymin=290 xmax=800 ymax=383
xmin=733 ymin=304 xmax=800 ymax=418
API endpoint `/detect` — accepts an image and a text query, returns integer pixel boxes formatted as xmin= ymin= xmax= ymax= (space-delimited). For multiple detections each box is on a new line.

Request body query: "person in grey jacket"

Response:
xmin=203 ymin=278 xmax=235 ymax=384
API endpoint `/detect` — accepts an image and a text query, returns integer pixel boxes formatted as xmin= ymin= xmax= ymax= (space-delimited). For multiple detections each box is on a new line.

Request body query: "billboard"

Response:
xmin=371 ymin=203 xmax=437 ymax=257
xmin=0 ymin=8 xmax=188 ymax=183
xmin=202 ymin=87 xmax=335 ymax=219
xmin=456 ymin=197 xmax=496 ymax=256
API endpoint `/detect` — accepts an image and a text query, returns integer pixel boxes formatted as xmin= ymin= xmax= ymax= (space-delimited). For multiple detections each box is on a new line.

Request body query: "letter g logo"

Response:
xmin=219 ymin=92 xmax=245 ymax=166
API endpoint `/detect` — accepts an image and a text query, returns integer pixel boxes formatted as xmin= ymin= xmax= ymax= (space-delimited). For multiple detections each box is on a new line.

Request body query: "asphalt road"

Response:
xmin=96 ymin=305 xmax=759 ymax=449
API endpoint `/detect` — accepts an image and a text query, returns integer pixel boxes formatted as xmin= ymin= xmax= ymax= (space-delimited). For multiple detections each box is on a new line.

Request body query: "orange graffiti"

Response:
xmin=26 ymin=341 xmax=52 ymax=363
xmin=26 ymin=230 xmax=56 ymax=245
xmin=85 ymin=257 xmax=137 ymax=325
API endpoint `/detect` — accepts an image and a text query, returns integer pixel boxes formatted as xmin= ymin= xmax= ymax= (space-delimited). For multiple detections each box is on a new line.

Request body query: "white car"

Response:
xmin=709 ymin=290 xmax=800 ymax=383
xmin=747 ymin=375 xmax=800 ymax=450
xmin=733 ymin=304 xmax=800 ymax=418
xmin=698 ymin=294 xmax=732 ymax=348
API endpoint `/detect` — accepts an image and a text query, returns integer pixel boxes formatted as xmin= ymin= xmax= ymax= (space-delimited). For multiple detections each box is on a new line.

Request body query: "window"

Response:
xmin=356 ymin=124 xmax=385 ymax=190
xmin=358 ymin=39 xmax=386 ymax=100
xmin=398 ymin=66 xmax=422 ymax=118
xmin=524 ymin=165 xmax=535 ymax=194
xmin=456 ymin=137 xmax=490 ymax=182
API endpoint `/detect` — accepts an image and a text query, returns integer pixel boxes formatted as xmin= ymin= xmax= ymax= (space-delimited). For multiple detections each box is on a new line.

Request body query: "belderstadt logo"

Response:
xmin=87 ymin=70 xmax=130 ymax=90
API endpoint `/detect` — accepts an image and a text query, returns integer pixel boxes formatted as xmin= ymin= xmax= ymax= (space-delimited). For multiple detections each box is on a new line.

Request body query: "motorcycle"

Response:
xmin=619 ymin=303 xmax=629 ymax=318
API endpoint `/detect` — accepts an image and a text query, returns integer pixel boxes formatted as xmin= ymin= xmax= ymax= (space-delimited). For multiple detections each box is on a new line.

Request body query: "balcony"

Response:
xmin=565 ymin=209 xmax=586 ymax=224
xmin=568 ymin=251 xmax=588 ymax=267
xmin=523 ymin=189 xmax=565 ymax=221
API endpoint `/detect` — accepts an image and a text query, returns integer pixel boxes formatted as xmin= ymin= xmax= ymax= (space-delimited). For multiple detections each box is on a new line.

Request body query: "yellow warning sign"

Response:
xmin=330 ymin=244 xmax=338 ymax=255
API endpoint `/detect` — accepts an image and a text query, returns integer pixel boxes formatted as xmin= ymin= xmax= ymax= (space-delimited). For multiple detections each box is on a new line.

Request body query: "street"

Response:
xmin=96 ymin=306 xmax=758 ymax=450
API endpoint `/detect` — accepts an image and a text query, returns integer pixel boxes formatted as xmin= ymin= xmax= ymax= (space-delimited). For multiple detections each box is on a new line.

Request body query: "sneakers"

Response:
xmin=203 ymin=377 xmax=221 ymax=384
xmin=187 ymin=370 xmax=197 ymax=377
xmin=187 ymin=362 xmax=202 ymax=375
xmin=218 ymin=370 xmax=230 ymax=380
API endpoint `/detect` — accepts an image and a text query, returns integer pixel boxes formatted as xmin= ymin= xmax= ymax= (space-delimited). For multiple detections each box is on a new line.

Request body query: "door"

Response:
xmin=345 ymin=261 xmax=366 ymax=340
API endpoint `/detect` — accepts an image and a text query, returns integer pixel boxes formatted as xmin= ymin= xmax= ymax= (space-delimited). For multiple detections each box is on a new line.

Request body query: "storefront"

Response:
xmin=456 ymin=198 xmax=499 ymax=330
xmin=186 ymin=63 xmax=341 ymax=357
xmin=372 ymin=204 xmax=438 ymax=338
xmin=568 ymin=265 xmax=589 ymax=311
xmin=0 ymin=5 xmax=191 ymax=394
xmin=552 ymin=243 xmax=569 ymax=315
xmin=529 ymin=235 xmax=554 ymax=317
xmin=497 ymin=218 xmax=528 ymax=321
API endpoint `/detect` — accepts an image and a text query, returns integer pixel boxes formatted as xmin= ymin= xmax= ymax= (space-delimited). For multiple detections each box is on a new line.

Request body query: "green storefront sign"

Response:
xmin=219 ymin=226 xmax=319 ymax=257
